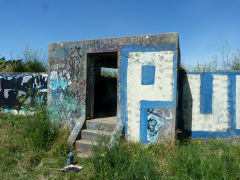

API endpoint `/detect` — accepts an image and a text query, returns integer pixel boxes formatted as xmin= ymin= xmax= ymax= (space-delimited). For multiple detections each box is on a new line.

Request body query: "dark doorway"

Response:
xmin=86 ymin=52 xmax=118 ymax=119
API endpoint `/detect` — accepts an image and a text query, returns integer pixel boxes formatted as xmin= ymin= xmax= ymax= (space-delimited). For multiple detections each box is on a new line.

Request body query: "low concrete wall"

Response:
xmin=0 ymin=73 xmax=48 ymax=113
xmin=179 ymin=72 xmax=240 ymax=138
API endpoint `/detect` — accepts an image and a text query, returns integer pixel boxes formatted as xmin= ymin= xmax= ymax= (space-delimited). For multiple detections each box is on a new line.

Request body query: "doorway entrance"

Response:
xmin=86 ymin=52 xmax=118 ymax=119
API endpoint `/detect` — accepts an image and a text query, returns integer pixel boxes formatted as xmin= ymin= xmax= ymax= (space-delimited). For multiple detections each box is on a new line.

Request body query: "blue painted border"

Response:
xmin=191 ymin=131 xmax=231 ymax=138
xmin=185 ymin=71 xmax=240 ymax=138
xmin=120 ymin=44 xmax=178 ymax=143
xmin=228 ymin=75 xmax=235 ymax=131
xmin=187 ymin=71 xmax=240 ymax=75
xmin=120 ymin=56 xmax=128 ymax=132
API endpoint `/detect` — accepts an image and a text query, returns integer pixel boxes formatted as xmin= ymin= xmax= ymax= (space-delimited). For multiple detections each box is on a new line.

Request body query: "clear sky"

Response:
xmin=0 ymin=0 xmax=239 ymax=66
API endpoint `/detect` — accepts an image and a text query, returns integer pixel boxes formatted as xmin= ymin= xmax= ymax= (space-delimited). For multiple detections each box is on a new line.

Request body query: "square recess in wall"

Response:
xmin=141 ymin=65 xmax=155 ymax=85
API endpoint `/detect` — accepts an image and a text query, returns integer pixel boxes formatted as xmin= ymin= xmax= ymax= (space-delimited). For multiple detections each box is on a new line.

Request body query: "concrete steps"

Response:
xmin=75 ymin=116 xmax=117 ymax=158
xmin=86 ymin=117 xmax=117 ymax=132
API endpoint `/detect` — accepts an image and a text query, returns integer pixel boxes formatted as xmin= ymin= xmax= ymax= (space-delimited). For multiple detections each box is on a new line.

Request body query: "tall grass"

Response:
xmin=1 ymin=111 xmax=240 ymax=179
xmin=21 ymin=107 xmax=58 ymax=150
xmin=91 ymin=138 xmax=159 ymax=180
xmin=0 ymin=98 xmax=96 ymax=179
xmin=90 ymin=138 xmax=240 ymax=179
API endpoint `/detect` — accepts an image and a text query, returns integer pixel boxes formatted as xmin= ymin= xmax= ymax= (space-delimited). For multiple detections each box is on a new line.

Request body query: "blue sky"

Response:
xmin=0 ymin=0 xmax=239 ymax=66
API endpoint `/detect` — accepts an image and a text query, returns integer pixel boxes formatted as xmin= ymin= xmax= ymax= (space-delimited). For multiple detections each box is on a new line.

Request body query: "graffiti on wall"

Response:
xmin=0 ymin=73 xmax=48 ymax=112
xmin=147 ymin=109 xmax=173 ymax=143
xmin=48 ymin=43 xmax=86 ymax=129
xmin=48 ymin=39 xmax=123 ymax=129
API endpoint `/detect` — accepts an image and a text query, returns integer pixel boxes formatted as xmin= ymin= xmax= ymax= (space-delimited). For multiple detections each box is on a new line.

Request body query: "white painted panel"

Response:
xmin=127 ymin=51 xmax=174 ymax=141
xmin=189 ymin=74 xmax=229 ymax=131
xmin=236 ymin=76 xmax=240 ymax=129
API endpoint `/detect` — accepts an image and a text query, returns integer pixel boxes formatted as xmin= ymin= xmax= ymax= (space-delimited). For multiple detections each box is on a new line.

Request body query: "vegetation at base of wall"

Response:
xmin=92 ymin=138 xmax=240 ymax=179
xmin=1 ymin=110 xmax=240 ymax=179
xmin=0 ymin=44 xmax=47 ymax=72
xmin=167 ymin=139 xmax=240 ymax=179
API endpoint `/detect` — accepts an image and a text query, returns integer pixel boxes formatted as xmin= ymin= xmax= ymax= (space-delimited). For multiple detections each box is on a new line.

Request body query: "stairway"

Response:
xmin=75 ymin=116 xmax=117 ymax=158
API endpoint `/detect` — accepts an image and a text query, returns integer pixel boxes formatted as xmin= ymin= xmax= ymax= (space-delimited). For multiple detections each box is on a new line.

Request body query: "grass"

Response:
xmin=0 ymin=112 xmax=93 ymax=179
xmin=91 ymin=137 xmax=159 ymax=180
xmin=1 ymin=111 xmax=240 ymax=179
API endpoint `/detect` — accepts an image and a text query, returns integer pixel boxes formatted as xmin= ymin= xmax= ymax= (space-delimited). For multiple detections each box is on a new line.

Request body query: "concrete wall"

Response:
xmin=121 ymin=45 xmax=179 ymax=143
xmin=48 ymin=33 xmax=180 ymax=143
xmin=179 ymin=72 xmax=240 ymax=138
xmin=0 ymin=73 xmax=48 ymax=114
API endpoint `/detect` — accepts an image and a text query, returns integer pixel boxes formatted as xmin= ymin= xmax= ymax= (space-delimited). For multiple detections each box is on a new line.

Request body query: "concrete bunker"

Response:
xmin=48 ymin=33 xmax=180 ymax=150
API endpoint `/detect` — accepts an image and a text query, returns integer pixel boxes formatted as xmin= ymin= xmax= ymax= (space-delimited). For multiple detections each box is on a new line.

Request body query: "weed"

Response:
xmin=167 ymin=139 xmax=240 ymax=179
xmin=91 ymin=138 xmax=159 ymax=180
xmin=2 ymin=111 xmax=240 ymax=179
xmin=21 ymin=107 xmax=58 ymax=150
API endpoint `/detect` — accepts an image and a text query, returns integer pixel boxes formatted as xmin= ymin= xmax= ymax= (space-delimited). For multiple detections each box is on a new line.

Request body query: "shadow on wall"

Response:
xmin=177 ymin=68 xmax=192 ymax=139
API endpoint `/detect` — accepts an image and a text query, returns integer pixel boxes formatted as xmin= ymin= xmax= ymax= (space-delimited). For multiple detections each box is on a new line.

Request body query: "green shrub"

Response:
xmin=12 ymin=59 xmax=47 ymax=72
xmin=22 ymin=107 xmax=58 ymax=150
xmin=16 ymin=90 xmax=53 ymax=150
xmin=0 ymin=44 xmax=47 ymax=72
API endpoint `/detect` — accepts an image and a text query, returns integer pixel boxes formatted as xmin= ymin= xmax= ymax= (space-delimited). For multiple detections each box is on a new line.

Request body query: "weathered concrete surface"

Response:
xmin=48 ymin=33 xmax=180 ymax=144
xmin=126 ymin=51 xmax=175 ymax=142
xmin=75 ymin=116 xmax=117 ymax=158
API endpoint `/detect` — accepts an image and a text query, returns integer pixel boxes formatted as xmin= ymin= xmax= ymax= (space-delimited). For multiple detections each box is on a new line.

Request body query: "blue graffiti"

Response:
xmin=147 ymin=111 xmax=165 ymax=142
xmin=50 ymin=79 xmax=69 ymax=90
